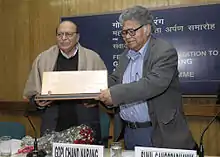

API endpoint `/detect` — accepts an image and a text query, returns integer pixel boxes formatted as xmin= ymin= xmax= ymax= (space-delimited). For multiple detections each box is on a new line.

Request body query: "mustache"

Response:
xmin=125 ymin=40 xmax=136 ymax=43
xmin=59 ymin=42 xmax=70 ymax=44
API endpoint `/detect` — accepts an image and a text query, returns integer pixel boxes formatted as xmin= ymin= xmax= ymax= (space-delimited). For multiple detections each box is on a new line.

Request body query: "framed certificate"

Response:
xmin=35 ymin=70 xmax=108 ymax=101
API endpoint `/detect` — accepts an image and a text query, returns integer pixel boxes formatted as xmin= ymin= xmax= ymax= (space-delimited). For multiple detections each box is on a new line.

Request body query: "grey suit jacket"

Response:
xmin=108 ymin=36 xmax=196 ymax=149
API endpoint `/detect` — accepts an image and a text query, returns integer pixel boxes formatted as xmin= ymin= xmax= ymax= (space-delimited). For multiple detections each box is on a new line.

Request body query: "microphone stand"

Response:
xmin=24 ymin=112 xmax=47 ymax=157
xmin=199 ymin=111 xmax=220 ymax=157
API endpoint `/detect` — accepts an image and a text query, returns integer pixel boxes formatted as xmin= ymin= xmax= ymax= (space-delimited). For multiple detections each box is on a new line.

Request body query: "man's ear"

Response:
xmin=76 ymin=33 xmax=80 ymax=42
xmin=144 ymin=24 xmax=151 ymax=35
xmin=144 ymin=26 xmax=147 ymax=33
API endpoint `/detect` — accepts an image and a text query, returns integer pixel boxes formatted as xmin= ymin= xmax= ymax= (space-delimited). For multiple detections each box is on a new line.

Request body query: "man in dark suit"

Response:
xmin=96 ymin=6 xmax=197 ymax=150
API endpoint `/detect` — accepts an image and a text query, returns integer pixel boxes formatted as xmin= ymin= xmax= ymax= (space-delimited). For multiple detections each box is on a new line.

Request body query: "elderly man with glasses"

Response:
xmin=96 ymin=6 xmax=198 ymax=150
xmin=23 ymin=21 xmax=106 ymax=144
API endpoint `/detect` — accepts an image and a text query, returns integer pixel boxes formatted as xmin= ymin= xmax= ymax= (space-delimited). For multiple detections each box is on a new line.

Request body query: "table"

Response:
xmin=8 ymin=140 xmax=219 ymax=157
xmin=13 ymin=150 xmax=220 ymax=157
xmin=12 ymin=149 xmax=133 ymax=157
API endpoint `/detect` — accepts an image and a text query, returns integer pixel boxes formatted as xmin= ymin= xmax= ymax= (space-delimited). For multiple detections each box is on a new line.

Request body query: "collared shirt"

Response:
xmin=120 ymin=38 xmax=151 ymax=122
xmin=60 ymin=44 xmax=78 ymax=59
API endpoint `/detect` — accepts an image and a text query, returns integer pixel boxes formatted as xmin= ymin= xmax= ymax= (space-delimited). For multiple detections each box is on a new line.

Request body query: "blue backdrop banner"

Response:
xmin=61 ymin=4 xmax=220 ymax=95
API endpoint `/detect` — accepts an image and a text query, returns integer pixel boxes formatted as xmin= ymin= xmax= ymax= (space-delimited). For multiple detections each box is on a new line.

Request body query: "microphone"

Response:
xmin=24 ymin=110 xmax=47 ymax=157
xmin=199 ymin=110 xmax=220 ymax=157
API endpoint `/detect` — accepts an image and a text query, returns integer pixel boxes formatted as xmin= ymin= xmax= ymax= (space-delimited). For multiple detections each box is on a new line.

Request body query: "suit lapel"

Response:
xmin=49 ymin=46 xmax=59 ymax=71
xmin=78 ymin=44 xmax=87 ymax=70
xmin=144 ymin=36 xmax=156 ymax=62
xmin=121 ymin=55 xmax=129 ymax=74
xmin=119 ymin=50 xmax=130 ymax=82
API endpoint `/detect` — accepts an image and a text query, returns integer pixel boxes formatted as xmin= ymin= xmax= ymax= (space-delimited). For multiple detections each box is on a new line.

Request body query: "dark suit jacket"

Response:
xmin=108 ymin=36 xmax=196 ymax=149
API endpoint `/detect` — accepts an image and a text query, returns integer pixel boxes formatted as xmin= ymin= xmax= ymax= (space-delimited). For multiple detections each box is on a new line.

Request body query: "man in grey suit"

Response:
xmin=96 ymin=6 xmax=197 ymax=150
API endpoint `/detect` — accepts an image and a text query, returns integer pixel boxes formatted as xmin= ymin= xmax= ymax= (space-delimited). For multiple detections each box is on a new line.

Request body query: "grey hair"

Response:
xmin=119 ymin=5 xmax=156 ymax=32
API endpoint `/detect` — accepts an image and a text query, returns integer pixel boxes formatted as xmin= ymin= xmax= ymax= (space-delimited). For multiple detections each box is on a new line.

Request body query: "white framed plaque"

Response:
xmin=35 ymin=70 xmax=108 ymax=101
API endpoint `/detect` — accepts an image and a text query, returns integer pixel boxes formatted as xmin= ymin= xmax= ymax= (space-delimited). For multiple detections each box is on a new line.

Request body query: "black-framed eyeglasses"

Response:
xmin=121 ymin=25 xmax=144 ymax=37
xmin=56 ymin=32 xmax=78 ymax=38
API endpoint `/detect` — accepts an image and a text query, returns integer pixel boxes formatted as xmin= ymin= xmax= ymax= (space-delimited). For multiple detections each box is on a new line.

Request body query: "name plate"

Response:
xmin=135 ymin=147 xmax=197 ymax=157
xmin=52 ymin=143 xmax=104 ymax=157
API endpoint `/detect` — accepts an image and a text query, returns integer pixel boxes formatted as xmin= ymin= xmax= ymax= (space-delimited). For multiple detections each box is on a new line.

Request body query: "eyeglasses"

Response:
xmin=121 ymin=25 xmax=144 ymax=37
xmin=56 ymin=32 xmax=77 ymax=38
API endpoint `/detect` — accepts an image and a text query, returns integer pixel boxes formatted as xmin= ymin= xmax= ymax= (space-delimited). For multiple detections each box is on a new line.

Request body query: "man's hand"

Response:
xmin=36 ymin=100 xmax=53 ymax=107
xmin=83 ymin=103 xmax=97 ymax=108
xmin=82 ymin=100 xmax=98 ymax=108
xmin=35 ymin=94 xmax=53 ymax=107
xmin=95 ymin=89 xmax=113 ymax=105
